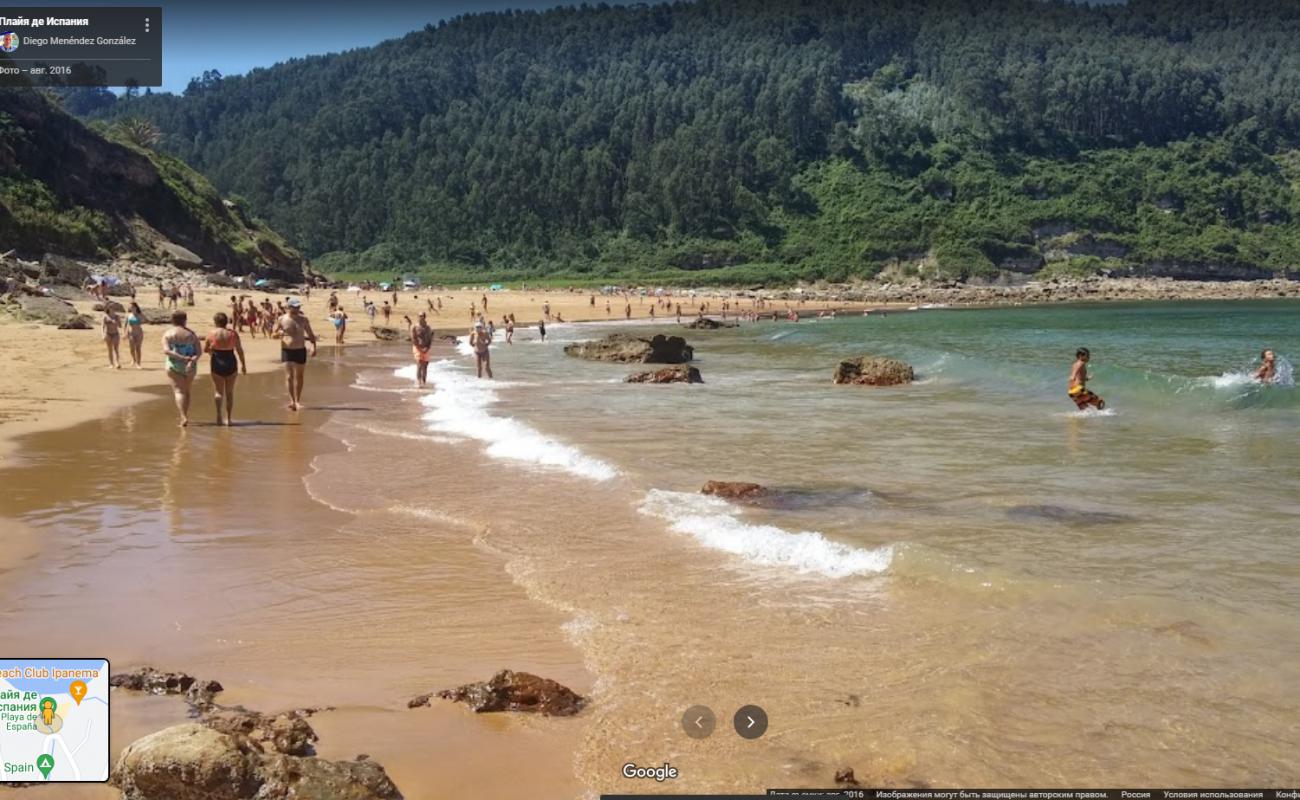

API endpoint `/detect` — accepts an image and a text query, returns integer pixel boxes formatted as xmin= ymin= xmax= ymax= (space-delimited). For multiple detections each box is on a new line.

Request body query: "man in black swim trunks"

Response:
xmin=272 ymin=298 xmax=318 ymax=410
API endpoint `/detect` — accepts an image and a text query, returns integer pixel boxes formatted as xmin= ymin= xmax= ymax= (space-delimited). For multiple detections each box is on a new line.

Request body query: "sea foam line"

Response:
xmin=638 ymin=490 xmax=892 ymax=578
xmin=403 ymin=361 xmax=620 ymax=482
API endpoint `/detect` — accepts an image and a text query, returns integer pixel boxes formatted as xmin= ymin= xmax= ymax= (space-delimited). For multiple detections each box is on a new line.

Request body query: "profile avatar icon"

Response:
xmin=35 ymin=697 xmax=62 ymax=734
xmin=0 ymin=32 xmax=18 ymax=53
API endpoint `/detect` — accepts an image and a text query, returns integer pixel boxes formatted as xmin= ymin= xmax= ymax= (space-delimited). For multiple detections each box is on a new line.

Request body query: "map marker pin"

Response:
xmin=69 ymin=680 xmax=87 ymax=706
xmin=36 ymin=754 xmax=53 ymax=779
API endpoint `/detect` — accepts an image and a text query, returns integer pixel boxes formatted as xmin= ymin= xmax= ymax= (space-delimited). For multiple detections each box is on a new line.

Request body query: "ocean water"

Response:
xmin=326 ymin=300 xmax=1300 ymax=792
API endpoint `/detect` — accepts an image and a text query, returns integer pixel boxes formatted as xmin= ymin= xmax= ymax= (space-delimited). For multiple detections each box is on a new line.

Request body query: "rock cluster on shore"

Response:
xmin=109 ymin=667 xmax=394 ymax=800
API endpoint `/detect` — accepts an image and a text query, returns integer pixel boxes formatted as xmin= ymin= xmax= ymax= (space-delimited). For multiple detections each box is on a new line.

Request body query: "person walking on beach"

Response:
xmin=411 ymin=312 xmax=434 ymax=387
xmin=125 ymin=301 xmax=145 ymax=368
xmin=470 ymin=317 xmax=494 ymax=379
xmin=273 ymin=298 xmax=318 ymax=411
xmin=331 ymin=308 xmax=348 ymax=344
xmin=162 ymin=311 xmax=201 ymax=427
xmin=102 ymin=305 xmax=123 ymax=369
xmin=204 ymin=312 xmax=246 ymax=426
xmin=382 ymin=301 xmax=392 ymax=324
xmin=1068 ymin=347 xmax=1105 ymax=410
xmin=505 ymin=315 xmax=514 ymax=344
xmin=1254 ymin=349 xmax=1278 ymax=383
xmin=537 ymin=318 xmax=547 ymax=342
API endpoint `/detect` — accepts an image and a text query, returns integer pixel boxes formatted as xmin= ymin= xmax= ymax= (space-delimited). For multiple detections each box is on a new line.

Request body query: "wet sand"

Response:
xmin=0 ymin=351 xmax=589 ymax=798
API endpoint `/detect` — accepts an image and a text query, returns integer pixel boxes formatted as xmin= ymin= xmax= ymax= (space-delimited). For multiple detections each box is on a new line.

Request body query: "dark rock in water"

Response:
xmin=1006 ymin=504 xmax=1131 ymax=525
xmin=833 ymin=355 xmax=914 ymax=386
xmin=564 ymin=332 xmax=693 ymax=363
xmin=702 ymin=481 xmax=770 ymax=501
xmin=626 ymin=365 xmax=703 ymax=384
xmin=202 ymin=707 xmax=319 ymax=756
xmin=834 ymin=768 xmax=860 ymax=785
xmin=371 ymin=326 xmax=403 ymax=341
xmin=93 ymin=300 xmax=126 ymax=313
xmin=685 ymin=316 xmax=737 ymax=330
xmin=703 ymin=483 xmax=872 ymax=511
xmin=58 ymin=313 xmax=96 ymax=330
xmin=110 ymin=666 xmax=224 ymax=709
xmin=3 ymin=293 xmax=82 ymax=326
xmin=415 ymin=669 xmax=585 ymax=716
xmin=112 ymin=723 xmax=402 ymax=800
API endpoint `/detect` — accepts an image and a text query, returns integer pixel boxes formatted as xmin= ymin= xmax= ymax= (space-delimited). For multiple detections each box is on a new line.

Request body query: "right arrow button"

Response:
xmin=733 ymin=704 xmax=768 ymax=739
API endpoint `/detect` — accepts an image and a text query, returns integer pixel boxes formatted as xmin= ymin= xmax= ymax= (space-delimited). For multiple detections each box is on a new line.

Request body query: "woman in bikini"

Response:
xmin=125 ymin=301 xmax=145 ymax=368
xmin=205 ymin=312 xmax=247 ymax=426
xmin=162 ymin=311 xmax=202 ymax=427
xmin=102 ymin=306 xmax=123 ymax=369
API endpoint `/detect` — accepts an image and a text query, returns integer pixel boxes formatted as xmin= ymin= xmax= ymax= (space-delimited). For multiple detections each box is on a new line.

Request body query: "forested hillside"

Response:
xmin=84 ymin=0 xmax=1300 ymax=284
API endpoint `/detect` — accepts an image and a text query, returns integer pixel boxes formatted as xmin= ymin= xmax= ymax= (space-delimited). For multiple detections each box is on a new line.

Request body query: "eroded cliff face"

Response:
xmin=0 ymin=90 xmax=309 ymax=282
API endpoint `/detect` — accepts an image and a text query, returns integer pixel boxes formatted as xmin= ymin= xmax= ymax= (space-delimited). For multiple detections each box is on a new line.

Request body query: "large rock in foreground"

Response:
xmin=564 ymin=333 xmax=693 ymax=363
xmin=626 ymin=365 xmax=703 ymax=384
xmin=833 ymin=356 xmax=914 ymax=386
xmin=410 ymin=670 xmax=585 ymax=717
xmin=1 ymin=294 xmax=82 ymax=326
xmin=113 ymin=724 xmax=402 ymax=800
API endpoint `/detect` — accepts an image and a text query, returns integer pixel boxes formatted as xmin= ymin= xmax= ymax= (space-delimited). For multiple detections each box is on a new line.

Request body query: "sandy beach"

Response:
xmin=0 ymin=285 xmax=853 ymax=463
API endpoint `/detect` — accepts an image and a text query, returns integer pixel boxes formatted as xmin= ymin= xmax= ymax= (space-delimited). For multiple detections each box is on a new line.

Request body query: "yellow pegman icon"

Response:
xmin=41 ymin=698 xmax=54 ymax=725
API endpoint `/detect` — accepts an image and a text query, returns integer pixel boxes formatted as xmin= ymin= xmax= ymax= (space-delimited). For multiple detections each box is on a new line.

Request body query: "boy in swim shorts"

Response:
xmin=411 ymin=312 xmax=434 ymax=387
xmin=1068 ymin=347 xmax=1105 ymax=410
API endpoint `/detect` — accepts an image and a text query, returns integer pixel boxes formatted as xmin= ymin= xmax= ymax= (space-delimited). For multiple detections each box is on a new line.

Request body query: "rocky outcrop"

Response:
xmin=411 ymin=670 xmax=585 ymax=717
xmin=564 ymin=333 xmax=693 ymax=363
xmin=1 ymin=293 xmax=82 ymax=326
xmin=201 ymin=707 xmax=319 ymax=757
xmin=40 ymin=253 xmax=91 ymax=286
xmin=0 ymin=90 xmax=310 ymax=281
xmin=159 ymin=242 xmax=204 ymax=268
xmin=833 ymin=356 xmax=915 ymax=386
xmin=626 ymin=365 xmax=703 ymax=383
xmin=685 ymin=317 xmax=737 ymax=330
xmin=371 ymin=326 xmax=403 ymax=341
xmin=835 ymin=767 xmax=860 ymax=785
xmin=93 ymin=300 xmax=127 ymax=313
xmin=112 ymin=724 xmax=401 ymax=800
xmin=701 ymin=481 xmax=769 ymax=501
xmin=58 ymin=314 xmax=95 ymax=329
xmin=110 ymin=666 xmax=225 ymax=709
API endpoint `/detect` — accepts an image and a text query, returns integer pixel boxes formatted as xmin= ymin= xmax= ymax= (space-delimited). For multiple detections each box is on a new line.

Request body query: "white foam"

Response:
xmin=1062 ymin=407 xmax=1117 ymax=418
xmin=638 ymin=490 xmax=892 ymax=578
xmin=1203 ymin=371 xmax=1255 ymax=389
xmin=416 ymin=360 xmax=619 ymax=482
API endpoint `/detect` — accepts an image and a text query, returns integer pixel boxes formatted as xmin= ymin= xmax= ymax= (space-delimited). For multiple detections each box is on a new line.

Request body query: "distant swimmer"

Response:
xmin=411 ymin=312 xmax=434 ymax=387
xmin=273 ymin=298 xmax=318 ymax=411
xmin=1255 ymin=349 xmax=1277 ymax=383
xmin=1068 ymin=347 xmax=1105 ymax=410
xmin=471 ymin=317 xmax=494 ymax=379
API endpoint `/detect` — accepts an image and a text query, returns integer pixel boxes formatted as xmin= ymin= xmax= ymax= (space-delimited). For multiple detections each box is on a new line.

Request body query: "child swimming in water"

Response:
xmin=1068 ymin=347 xmax=1105 ymax=410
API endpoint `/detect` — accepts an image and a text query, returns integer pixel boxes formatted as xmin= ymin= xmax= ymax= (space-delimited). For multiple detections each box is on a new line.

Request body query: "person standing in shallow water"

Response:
xmin=204 ymin=312 xmax=246 ymax=426
xmin=1068 ymin=347 xmax=1105 ymax=410
xmin=273 ymin=298 xmax=318 ymax=411
xmin=470 ymin=317 xmax=494 ymax=379
xmin=410 ymin=312 xmax=434 ymax=387
xmin=162 ymin=311 xmax=201 ymax=427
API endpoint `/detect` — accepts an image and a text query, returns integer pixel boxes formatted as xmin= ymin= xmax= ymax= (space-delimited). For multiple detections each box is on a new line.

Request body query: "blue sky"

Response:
xmin=32 ymin=1 xmax=641 ymax=93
